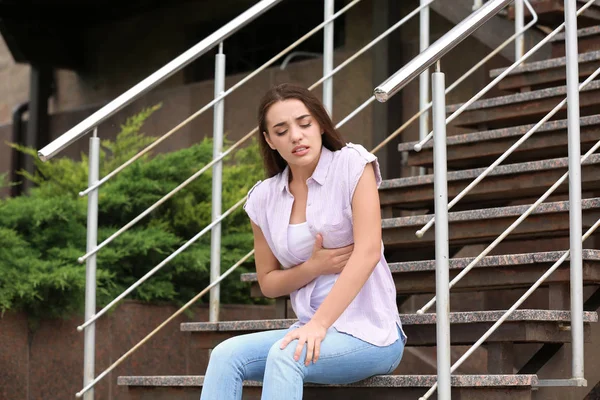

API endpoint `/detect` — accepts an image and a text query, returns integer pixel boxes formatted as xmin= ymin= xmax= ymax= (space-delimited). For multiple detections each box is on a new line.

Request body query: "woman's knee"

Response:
xmin=209 ymin=337 xmax=242 ymax=367
xmin=266 ymin=339 xmax=305 ymax=371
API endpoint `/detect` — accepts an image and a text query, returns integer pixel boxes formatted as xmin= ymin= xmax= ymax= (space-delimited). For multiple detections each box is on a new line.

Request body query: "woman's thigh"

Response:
xmin=210 ymin=328 xmax=290 ymax=381
xmin=272 ymin=327 xmax=405 ymax=385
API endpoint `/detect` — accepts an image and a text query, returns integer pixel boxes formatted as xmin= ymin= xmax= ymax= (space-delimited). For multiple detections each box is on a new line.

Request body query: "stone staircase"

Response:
xmin=117 ymin=21 xmax=600 ymax=400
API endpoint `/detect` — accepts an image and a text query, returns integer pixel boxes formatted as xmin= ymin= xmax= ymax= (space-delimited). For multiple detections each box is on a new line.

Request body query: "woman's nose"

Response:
xmin=290 ymin=126 xmax=303 ymax=142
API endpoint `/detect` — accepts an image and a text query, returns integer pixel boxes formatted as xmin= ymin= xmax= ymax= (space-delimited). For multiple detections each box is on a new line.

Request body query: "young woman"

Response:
xmin=200 ymin=83 xmax=406 ymax=400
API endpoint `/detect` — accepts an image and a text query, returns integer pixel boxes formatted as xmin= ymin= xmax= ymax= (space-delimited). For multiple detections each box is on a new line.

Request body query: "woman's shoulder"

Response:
xmin=333 ymin=142 xmax=376 ymax=163
xmin=246 ymin=173 xmax=282 ymax=202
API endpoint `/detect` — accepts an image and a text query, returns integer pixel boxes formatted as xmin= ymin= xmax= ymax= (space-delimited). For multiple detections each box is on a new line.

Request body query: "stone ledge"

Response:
xmin=445 ymin=80 xmax=600 ymax=113
xmin=552 ymin=25 xmax=600 ymax=42
xmin=240 ymin=249 xmax=600 ymax=281
xmin=397 ymin=115 xmax=600 ymax=152
xmin=379 ymin=153 xmax=600 ymax=190
xmin=381 ymin=197 xmax=600 ymax=228
xmin=117 ymin=374 xmax=540 ymax=388
xmin=489 ymin=50 xmax=600 ymax=77
xmin=180 ymin=310 xmax=598 ymax=332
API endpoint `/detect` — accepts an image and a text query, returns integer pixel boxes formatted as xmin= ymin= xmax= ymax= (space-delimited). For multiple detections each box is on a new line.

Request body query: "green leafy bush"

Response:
xmin=0 ymin=104 xmax=266 ymax=320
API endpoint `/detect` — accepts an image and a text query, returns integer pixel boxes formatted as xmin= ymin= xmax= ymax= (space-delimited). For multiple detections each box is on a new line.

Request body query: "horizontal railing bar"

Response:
xmin=418 ymin=218 xmax=600 ymax=400
xmin=77 ymin=196 xmax=247 ymax=331
xmin=373 ymin=0 xmax=537 ymax=154
xmin=416 ymin=63 xmax=600 ymax=239
xmin=335 ymin=96 xmax=376 ymax=128
xmin=38 ymin=0 xmax=283 ymax=162
xmin=418 ymin=134 xmax=600 ymax=315
xmin=77 ymin=129 xmax=256 ymax=264
xmin=414 ymin=0 xmax=597 ymax=151
xmin=310 ymin=0 xmax=436 ymax=91
xmin=374 ymin=0 xmax=512 ymax=102
xmin=78 ymin=0 xmax=363 ymax=197
xmin=75 ymin=249 xmax=255 ymax=398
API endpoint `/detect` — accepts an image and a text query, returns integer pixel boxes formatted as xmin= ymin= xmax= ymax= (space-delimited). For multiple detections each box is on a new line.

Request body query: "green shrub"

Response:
xmin=0 ymin=104 xmax=266 ymax=320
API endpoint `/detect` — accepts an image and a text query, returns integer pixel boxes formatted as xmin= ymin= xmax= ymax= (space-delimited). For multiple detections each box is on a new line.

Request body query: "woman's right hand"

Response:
xmin=309 ymin=233 xmax=354 ymax=276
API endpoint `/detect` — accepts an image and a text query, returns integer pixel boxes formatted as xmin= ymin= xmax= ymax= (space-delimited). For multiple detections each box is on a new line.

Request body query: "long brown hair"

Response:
xmin=257 ymin=83 xmax=346 ymax=177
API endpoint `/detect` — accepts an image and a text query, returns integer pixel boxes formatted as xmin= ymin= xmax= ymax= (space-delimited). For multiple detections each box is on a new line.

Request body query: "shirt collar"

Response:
xmin=278 ymin=146 xmax=333 ymax=192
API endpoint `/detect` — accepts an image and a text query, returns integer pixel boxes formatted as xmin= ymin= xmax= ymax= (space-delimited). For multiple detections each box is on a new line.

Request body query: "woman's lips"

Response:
xmin=292 ymin=146 xmax=309 ymax=156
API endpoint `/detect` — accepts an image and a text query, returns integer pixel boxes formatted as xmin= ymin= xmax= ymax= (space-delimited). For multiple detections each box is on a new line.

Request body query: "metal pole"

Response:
xmin=209 ymin=44 xmax=225 ymax=323
xmin=431 ymin=63 xmax=451 ymax=400
xmin=515 ymin=0 xmax=525 ymax=59
xmin=83 ymin=128 xmax=99 ymax=400
xmin=564 ymin=0 xmax=584 ymax=382
xmin=419 ymin=0 xmax=430 ymax=176
xmin=323 ymin=0 xmax=334 ymax=115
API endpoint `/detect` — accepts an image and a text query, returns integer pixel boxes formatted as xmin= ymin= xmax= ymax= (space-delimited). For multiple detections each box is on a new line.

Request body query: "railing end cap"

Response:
xmin=374 ymin=88 xmax=389 ymax=103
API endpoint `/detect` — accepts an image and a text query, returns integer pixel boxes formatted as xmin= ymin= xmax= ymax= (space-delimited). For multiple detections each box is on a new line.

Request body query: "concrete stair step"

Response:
xmin=397 ymin=115 xmax=600 ymax=169
xmin=378 ymin=154 xmax=600 ymax=210
xmin=381 ymin=197 xmax=600 ymax=251
xmin=507 ymin=0 xmax=600 ymax=29
xmin=117 ymin=374 xmax=540 ymax=399
xmin=446 ymin=80 xmax=600 ymax=130
xmin=550 ymin=25 xmax=600 ymax=57
xmin=489 ymin=50 xmax=600 ymax=92
xmin=241 ymin=249 xmax=600 ymax=297
xmin=181 ymin=310 xmax=597 ymax=349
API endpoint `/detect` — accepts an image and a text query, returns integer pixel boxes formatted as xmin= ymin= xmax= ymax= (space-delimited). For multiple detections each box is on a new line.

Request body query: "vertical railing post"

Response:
xmin=210 ymin=43 xmax=225 ymax=323
xmin=323 ymin=0 xmax=334 ymax=115
xmin=83 ymin=128 xmax=99 ymax=400
xmin=419 ymin=0 xmax=430 ymax=176
xmin=431 ymin=62 xmax=451 ymax=400
xmin=563 ymin=0 xmax=585 ymax=383
xmin=514 ymin=0 xmax=525 ymax=59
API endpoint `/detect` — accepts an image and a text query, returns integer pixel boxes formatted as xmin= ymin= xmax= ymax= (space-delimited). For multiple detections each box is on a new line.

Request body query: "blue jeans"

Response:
xmin=200 ymin=325 xmax=405 ymax=400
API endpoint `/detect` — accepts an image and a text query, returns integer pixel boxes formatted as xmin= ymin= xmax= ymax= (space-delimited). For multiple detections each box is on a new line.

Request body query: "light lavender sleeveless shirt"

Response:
xmin=243 ymin=143 xmax=406 ymax=346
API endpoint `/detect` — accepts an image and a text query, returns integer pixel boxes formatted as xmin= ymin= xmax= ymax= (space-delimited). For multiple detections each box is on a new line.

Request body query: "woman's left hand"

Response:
xmin=280 ymin=319 xmax=328 ymax=366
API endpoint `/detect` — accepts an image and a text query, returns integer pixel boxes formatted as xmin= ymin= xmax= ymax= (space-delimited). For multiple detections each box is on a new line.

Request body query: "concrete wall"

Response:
xmin=0 ymin=301 xmax=280 ymax=400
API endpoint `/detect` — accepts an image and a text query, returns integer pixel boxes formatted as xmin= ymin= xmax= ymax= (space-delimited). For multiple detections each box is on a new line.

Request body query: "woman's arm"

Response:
xmin=251 ymin=222 xmax=353 ymax=298
xmin=279 ymin=163 xmax=382 ymax=365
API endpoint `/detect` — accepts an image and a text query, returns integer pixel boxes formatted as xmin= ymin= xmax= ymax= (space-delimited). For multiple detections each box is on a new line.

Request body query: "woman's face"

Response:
xmin=263 ymin=99 xmax=323 ymax=170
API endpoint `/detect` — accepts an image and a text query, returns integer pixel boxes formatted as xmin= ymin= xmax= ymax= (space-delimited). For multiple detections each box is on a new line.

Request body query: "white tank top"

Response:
xmin=288 ymin=222 xmax=338 ymax=311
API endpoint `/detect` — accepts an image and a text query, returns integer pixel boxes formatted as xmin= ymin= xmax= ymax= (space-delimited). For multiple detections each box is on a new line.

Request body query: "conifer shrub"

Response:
xmin=0 ymin=104 xmax=266 ymax=320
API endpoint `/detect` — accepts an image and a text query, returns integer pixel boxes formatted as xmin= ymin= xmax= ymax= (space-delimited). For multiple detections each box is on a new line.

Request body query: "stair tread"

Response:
xmin=397 ymin=115 xmax=600 ymax=152
xmin=445 ymin=80 xmax=600 ymax=113
xmin=552 ymin=25 xmax=600 ymax=42
xmin=240 ymin=249 xmax=600 ymax=282
xmin=489 ymin=50 xmax=600 ymax=78
xmin=180 ymin=310 xmax=598 ymax=332
xmin=117 ymin=374 xmax=539 ymax=388
xmin=381 ymin=197 xmax=600 ymax=228
xmin=379 ymin=153 xmax=600 ymax=190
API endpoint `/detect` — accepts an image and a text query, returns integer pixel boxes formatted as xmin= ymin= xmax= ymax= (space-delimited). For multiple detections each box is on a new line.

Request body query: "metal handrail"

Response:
xmin=374 ymin=0 xmax=513 ymax=102
xmin=75 ymin=0 xmax=434 ymax=264
xmin=77 ymin=0 xmax=362 ymax=198
xmin=417 ymin=65 xmax=600 ymax=315
xmin=414 ymin=0 xmax=597 ymax=153
xmin=416 ymin=0 xmax=597 ymax=237
xmin=37 ymin=0 xmax=283 ymax=162
xmin=371 ymin=0 xmax=538 ymax=154
xmin=418 ymin=216 xmax=600 ymax=400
